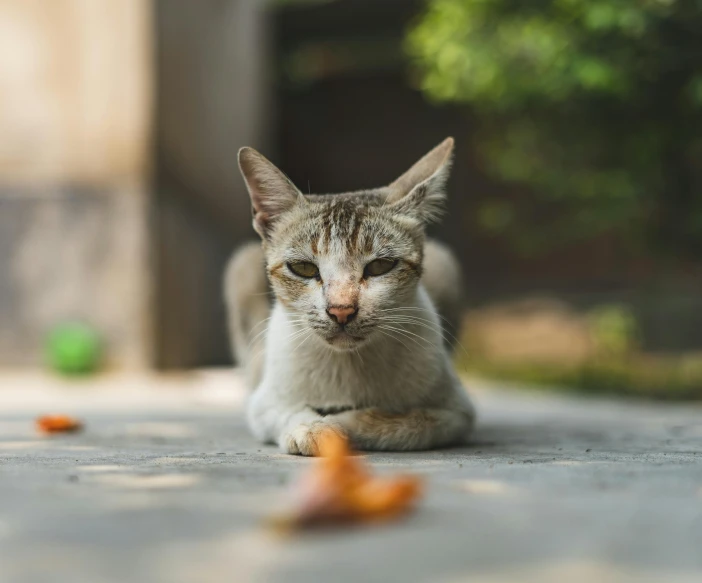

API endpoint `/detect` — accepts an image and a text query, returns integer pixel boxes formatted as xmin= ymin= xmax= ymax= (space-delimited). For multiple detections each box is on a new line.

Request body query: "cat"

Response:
xmin=224 ymin=137 xmax=475 ymax=455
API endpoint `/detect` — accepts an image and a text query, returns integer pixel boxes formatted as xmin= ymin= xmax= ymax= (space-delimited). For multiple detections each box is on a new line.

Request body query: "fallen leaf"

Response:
xmin=272 ymin=429 xmax=422 ymax=530
xmin=36 ymin=415 xmax=84 ymax=434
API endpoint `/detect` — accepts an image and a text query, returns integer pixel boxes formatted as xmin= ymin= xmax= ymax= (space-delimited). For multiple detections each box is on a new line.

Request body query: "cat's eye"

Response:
xmin=287 ymin=261 xmax=319 ymax=279
xmin=364 ymin=258 xmax=398 ymax=277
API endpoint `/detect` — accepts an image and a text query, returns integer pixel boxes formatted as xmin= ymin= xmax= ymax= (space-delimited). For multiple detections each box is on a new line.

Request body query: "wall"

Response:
xmin=0 ymin=0 xmax=153 ymax=368
xmin=154 ymin=0 xmax=271 ymax=368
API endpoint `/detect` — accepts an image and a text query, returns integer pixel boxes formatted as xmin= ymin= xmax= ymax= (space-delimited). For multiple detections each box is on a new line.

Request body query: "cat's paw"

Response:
xmin=280 ymin=421 xmax=346 ymax=456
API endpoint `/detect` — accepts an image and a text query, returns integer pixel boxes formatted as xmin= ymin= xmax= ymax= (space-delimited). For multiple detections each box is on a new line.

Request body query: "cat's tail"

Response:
xmin=224 ymin=242 xmax=270 ymax=389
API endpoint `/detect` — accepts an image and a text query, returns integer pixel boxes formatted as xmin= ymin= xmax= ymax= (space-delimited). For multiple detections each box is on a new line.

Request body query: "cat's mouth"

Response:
xmin=325 ymin=329 xmax=366 ymax=350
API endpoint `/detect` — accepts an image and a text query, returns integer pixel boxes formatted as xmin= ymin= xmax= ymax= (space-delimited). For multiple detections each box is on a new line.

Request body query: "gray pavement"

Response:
xmin=1 ymin=370 xmax=701 ymax=583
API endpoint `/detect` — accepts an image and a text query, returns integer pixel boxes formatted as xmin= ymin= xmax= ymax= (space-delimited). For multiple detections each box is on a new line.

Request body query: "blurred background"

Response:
xmin=2 ymin=0 xmax=701 ymax=399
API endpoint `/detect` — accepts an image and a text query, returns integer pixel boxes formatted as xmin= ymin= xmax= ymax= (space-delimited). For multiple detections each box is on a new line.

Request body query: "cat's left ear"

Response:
xmin=238 ymin=147 xmax=304 ymax=239
xmin=386 ymin=137 xmax=454 ymax=223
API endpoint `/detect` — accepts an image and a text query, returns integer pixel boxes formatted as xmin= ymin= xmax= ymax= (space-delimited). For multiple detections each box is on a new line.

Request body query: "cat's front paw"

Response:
xmin=280 ymin=421 xmax=346 ymax=456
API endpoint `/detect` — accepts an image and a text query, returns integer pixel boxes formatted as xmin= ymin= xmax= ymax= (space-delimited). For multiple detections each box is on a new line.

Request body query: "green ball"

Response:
xmin=46 ymin=323 xmax=101 ymax=375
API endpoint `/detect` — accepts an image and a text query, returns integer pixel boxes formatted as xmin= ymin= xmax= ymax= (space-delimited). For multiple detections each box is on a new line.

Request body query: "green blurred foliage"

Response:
xmin=462 ymin=354 xmax=702 ymax=400
xmin=408 ymin=0 xmax=702 ymax=256
xmin=588 ymin=304 xmax=639 ymax=356
xmin=457 ymin=300 xmax=702 ymax=399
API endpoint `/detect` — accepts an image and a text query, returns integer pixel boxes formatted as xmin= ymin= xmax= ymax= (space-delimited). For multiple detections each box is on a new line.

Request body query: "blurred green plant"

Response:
xmin=460 ymin=353 xmax=702 ymax=400
xmin=588 ymin=304 xmax=638 ymax=357
xmin=456 ymin=299 xmax=702 ymax=400
xmin=459 ymin=355 xmax=702 ymax=400
xmin=407 ymin=0 xmax=702 ymax=256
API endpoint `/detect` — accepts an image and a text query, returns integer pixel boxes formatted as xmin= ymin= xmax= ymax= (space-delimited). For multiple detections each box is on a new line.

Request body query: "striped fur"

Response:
xmin=226 ymin=138 xmax=474 ymax=455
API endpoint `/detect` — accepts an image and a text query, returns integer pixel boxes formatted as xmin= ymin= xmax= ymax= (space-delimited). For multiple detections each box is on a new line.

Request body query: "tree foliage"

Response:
xmin=407 ymin=0 xmax=702 ymax=255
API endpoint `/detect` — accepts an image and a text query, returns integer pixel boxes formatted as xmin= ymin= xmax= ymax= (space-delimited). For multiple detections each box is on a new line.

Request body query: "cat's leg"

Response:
xmin=279 ymin=415 xmax=347 ymax=456
xmin=224 ymin=242 xmax=270 ymax=388
xmin=247 ymin=387 xmax=346 ymax=456
xmin=332 ymin=405 xmax=475 ymax=451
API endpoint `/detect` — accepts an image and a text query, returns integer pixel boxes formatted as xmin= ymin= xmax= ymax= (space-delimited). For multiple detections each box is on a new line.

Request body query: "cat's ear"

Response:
xmin=238 ymin=147 xmax=304 ymax=238
xmin=386 ymin=137 xmax=454 ymax=223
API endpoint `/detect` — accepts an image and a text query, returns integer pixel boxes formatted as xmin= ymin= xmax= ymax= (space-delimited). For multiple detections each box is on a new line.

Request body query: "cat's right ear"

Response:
xmin=385 ymin=137 xmax=454 ymax=224
xmin=238 ymin=147 xmax=303 ymax=239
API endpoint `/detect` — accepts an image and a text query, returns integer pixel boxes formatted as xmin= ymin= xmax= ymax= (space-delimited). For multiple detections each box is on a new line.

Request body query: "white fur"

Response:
xmin=246 ymin=285 xmax=474 ymax=453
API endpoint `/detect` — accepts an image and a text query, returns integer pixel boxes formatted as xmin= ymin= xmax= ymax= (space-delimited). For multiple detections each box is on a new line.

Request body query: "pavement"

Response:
xmin=0 ymin=369 xmax=701 ymax=583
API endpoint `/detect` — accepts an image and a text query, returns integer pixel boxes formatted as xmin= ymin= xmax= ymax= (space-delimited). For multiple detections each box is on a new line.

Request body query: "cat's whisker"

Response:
xmin=377 ymin=314 xmax=470 ymax=359
xmin=248 ymin=338 xmax=272 ymax=369
xmin=246 ymin=328 xmax=268 ymax=350
xmin=250 ymin=314 xmax=309 ymax=330
xmin=286 ymin=327 xmax=312 ymax=344
xmin=378 ymin=316 xmax=449 ymax=340
xmin=377 ymin=325 xmax=432 ymax=351
xmin=378 ymin=310 xmax=467 ymax=351
xmin=250 ymin=326 xmax=305 ymax=361
xmin=377 ymin=323 xmax=437 ymax=347
xmin=248 ymin=316 xmax=272 ymax=335
xmin=378 ymin=307 xmax=456 ymax=327
xmin=247 ymin=321 xmax=274 ymax=341
xmin=291 ymin=330 xmax=314 ymax=355
xmin=376 ymin=328 xmax=413 ymax=353
xmin=247 ymin=318 xmax=305 ymax=349
xmin=378 ymin=315 xmax=458 ymax=341
xmin=354 ymin=346 xmax=365 ymax=367
xmin=248 ymin=315 xmax=303 ymax=341
xmin=375 ymin=310 xmax=451 ymax=332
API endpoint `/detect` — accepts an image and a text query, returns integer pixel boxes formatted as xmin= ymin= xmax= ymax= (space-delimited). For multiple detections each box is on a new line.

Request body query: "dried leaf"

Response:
xmin=275 ymin=429 xmax=423 ymax=529
xmin=36 ymin=415 xmax=84 ymax=434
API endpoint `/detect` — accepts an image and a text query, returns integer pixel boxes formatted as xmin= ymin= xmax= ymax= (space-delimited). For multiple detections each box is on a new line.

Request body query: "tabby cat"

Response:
xmin=225 ymin=138 xmax=474 ymax=455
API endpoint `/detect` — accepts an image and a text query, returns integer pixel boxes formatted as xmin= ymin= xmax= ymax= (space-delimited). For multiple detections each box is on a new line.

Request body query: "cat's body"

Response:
xmin=225 ymin=138 xmax=475 ymax=455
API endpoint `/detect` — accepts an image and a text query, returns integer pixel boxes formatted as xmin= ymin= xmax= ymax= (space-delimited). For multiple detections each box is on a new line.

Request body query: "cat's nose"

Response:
xmin=326 ymin=305 xmax=358 ymax=325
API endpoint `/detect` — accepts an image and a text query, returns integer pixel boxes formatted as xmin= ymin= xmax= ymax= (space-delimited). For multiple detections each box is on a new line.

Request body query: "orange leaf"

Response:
xmin=36 ymin=415 xmax=84 ymax=434
xmin=276 ymin=428 xmax=423 ymax=529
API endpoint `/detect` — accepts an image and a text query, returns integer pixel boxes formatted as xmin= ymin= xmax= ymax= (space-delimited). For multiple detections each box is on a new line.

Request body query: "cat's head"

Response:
xmin=238 ymin=138 xmax=454 ymax=351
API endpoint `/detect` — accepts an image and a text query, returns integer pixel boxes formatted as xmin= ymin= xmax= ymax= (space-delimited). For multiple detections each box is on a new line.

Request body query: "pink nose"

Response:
xmin=326 ymin=305 xmax=358 ymax=325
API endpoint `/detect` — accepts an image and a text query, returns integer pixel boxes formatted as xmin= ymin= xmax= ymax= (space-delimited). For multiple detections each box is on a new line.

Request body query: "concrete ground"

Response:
xmin=1 ymin=370 xmax=701 ymax=583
